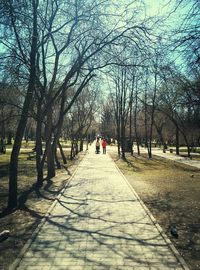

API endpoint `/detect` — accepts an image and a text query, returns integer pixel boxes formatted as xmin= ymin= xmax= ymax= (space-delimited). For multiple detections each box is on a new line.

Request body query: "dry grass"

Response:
xmin=111 ymin=152 xmax=200 ymax=270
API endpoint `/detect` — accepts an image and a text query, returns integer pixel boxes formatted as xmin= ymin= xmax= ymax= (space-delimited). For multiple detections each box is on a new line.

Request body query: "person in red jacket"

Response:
xmin=101 ymin=138 xmax=107 ymax=154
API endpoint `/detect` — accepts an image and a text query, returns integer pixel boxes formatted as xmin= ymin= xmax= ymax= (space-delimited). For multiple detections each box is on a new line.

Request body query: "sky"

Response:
xmin=0 ymin=0 xmax=193 ymax=81
xmin=0 ymin=1 xmax=190 ymax=51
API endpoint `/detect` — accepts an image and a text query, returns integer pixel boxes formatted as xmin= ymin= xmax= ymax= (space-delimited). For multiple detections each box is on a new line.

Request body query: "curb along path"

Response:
xmin=10 ymin=145 xmax=189 ymax=270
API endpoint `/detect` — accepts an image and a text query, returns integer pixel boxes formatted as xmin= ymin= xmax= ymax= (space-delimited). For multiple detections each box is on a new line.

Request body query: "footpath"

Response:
xmin=10 ymin=145 xmax=189 ymax=270
xmin=133 ymin=146 xmax=200 ymax=169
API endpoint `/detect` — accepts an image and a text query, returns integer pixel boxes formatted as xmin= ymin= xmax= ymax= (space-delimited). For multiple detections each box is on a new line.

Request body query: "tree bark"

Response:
xmin=175 ymin=126 xmax=180 ymax=155
xmin=70 ymin=141 xmax=75 ymax=160
xmin=134 ymin=83 xmax=140 ymax=155
xmin=35 ymin=104 xmax=43 ymax=186
xmin=7 ymin=132 xmax=12 ymax=145
xmin=54 ymin=145 xmax=61 ymax=169
xmin=79 ymin=137 xmax=84 ymax=152
xmin=121 ymin=119 xmax=126 ymax=159
xmin=45 ymin=105 xmax=55 ymax=179
xmin=8 ymin=0 xmax=38 ymax=209
xmin=58 ymin=141 xmax=67 ymax=164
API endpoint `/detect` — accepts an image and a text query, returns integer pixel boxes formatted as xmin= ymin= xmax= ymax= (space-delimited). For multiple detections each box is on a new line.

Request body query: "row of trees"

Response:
xmin=0 ymin=0 xmax=152 ymax=209
xmin=102 ymin=63 xmax=200 ymax=158
xmin=1 ymin=0 xmax=199 ymax=209
xmin=100 ymin=0 xmax=200 ymax=159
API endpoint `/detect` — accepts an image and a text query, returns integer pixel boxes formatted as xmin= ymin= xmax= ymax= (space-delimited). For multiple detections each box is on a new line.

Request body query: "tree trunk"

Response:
xmin=36 ymin=108 xmax=43 ymax=186
xmin=121 ymin=120 xmax=125 ymax=159
xmin=80 ymin=138 xmax=84 ymax=152
xmin=116 ymin=121 xmax=121 ymax=156
xmin=175 ymin=126 xmax=180 ymax=155
xmin=148 ymin=141 xmax=152 ymax=158
xmin=8 ymin=0 xmax=38 ymax=209
xmin=70 ymin=141 xmax=75 ymax=160
xmin=45 ymin=106 xmax=55 ymax=179
xmin=129 ymin=102 xmax=133 ymax=156
xmin=54 ymin=145 xmax=61 ymax=169
xmin=75 ymin=140 xmax=79 ymax=155
xmin=144 ymin=107 xmax=151 ymax=158
xmin=7 ymin=132 xmax=12 ymax=145
xmin=144 ymin=73 xmax=151 ymax=158
xmin=154 ymin=123 xmax=165 ymax=152
xmin=186 ymin=145 xmax=191 ymax=158
xmin=182 ymin=132 xmax=191 ymax=158
xmin=134 ymin=88 xmax=140 ymax=155
xmin=58 ymin=141 xmax=67 ymax=164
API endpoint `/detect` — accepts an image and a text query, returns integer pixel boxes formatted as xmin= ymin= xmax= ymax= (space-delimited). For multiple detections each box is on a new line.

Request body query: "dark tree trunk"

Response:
xmin=121 ymin=120 xmax=125 ymax=159
xmin=186 ymin=144 xmax=191 ymax=158
xmin=182 ymin=132 xmax=191 ymax=158
xmin=136 ymin=138 xmax=140 ymax=155
xmin=116 ymin=122 xmax=121 ymax=156
xmin=35 ymin=100 xmax=44 ymax=186
xmin=144 ymin=109 xmax=151 ymax=158
xmin=176 ymin=126 xmax=180 ymax=155
xmin=154 ymin=123 xmax=165 ymax=152
xmin=36 ymin=107 xmax=43 ymax=186
xmin=134 ymin=87 xmax=140 ymax=155
xmin=75 ymin=141 xmax=78 ymax=155
xmin=8 ymin=0 xmax=38 ymax=209
xmin=54 ymin=145 xmax=61 ymax=169
xmin=148 ymin=142 xmax=152 ymax=158
xmin=129 ymin=100 xmax=133 ymax=156
xmin=144 ymin=74 xmax=150 ymax=158
xmin=80 ymin=138 xmax=84 ymax=152
xmin=7 ymin=132 xmax=12 ymax=145
xmin=70 ymin=141 xmax=75 ymax=160
xmin=46 ymin=106 xmax=55 ymax=179
xmin=58 ymin=141 xmax=67 ymax=164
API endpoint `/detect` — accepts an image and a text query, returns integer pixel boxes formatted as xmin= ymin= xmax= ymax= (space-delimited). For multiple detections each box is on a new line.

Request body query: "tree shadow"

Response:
xmin=13 ymin=190 xmax=182 ymax=270
xmin=61 ymin=165 xmax=72 ymax=176
xmin=123 ymin=157 xmax=142 ymax=172
xmin=0 ymin=176 xmax=67 ymax=218
xmin=0 ymin=164 xmax=9 ymax=178
xmin=18 ymin=184 xmax=41 ymax=209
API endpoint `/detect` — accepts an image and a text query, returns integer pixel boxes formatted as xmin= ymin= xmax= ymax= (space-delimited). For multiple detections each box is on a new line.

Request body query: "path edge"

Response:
xmin=109 ymin=153 xmax=190 ymax=270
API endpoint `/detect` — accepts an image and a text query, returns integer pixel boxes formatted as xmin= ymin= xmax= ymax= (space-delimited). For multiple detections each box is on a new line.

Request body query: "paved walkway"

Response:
xmin=10 ymin=145 xmax=189 ymax=270
xmin=132 ymin=146 xmax=200 ymax=169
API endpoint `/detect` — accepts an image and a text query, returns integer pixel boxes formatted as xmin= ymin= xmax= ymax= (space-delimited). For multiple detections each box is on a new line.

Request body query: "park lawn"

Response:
xmin=0 ymin=146 xmax=84 ymax=270
xmin=111 ymin=152 xmax=200 ymax=270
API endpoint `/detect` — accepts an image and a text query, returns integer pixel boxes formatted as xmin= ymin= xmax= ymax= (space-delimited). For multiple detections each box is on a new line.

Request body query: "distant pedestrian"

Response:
xmin=96 ymin=137 xmax=100 ymax=154
xmin=102 ymin=138 xmax=107 ymax=154
xmin=0 ymin=137 xmax=6 ymax=154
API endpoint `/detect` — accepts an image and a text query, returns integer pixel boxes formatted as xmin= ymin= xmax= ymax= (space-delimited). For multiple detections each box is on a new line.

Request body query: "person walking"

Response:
xmin=102 ymin=138 xmax=107 ymax=154
xmin=0 ymin=137 xmax=6 ymax=154
xmin=96 ymin=137 xmax=100 ymax=154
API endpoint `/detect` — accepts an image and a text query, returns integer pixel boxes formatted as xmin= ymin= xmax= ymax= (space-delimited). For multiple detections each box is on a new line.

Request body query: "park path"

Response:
xmin=10 ymin=145 xmax=189 ymax=270
xmin=132 ymin=146 xmax=200 ymax=169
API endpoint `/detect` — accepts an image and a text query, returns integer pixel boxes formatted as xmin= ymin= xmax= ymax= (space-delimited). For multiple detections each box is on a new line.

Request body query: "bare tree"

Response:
xmin=0 ymin=0 xmax=39 ymax=209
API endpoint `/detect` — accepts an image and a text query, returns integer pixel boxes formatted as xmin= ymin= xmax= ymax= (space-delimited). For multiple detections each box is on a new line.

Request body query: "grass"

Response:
xmin=0 ymin=143 xmax=85 ymax=270
xmin=110 ymin=151 xmax=200 ymax=270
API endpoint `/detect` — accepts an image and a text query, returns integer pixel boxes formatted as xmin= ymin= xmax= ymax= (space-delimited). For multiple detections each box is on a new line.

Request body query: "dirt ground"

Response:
xmin=0 ymin=149 xmax=85 ymax=270
xmin=110 ymin=152 xmax=200 ymax=270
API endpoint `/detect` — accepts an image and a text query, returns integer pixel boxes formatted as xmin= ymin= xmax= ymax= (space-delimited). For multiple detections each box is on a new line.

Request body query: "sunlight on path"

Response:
xmin=10 ymin=144 xmax=189 ymax=270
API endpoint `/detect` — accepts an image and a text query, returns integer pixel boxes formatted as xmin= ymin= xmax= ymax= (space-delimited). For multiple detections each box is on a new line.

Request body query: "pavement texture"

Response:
xmin=10 ymin=145 xmax=189 ymax=270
